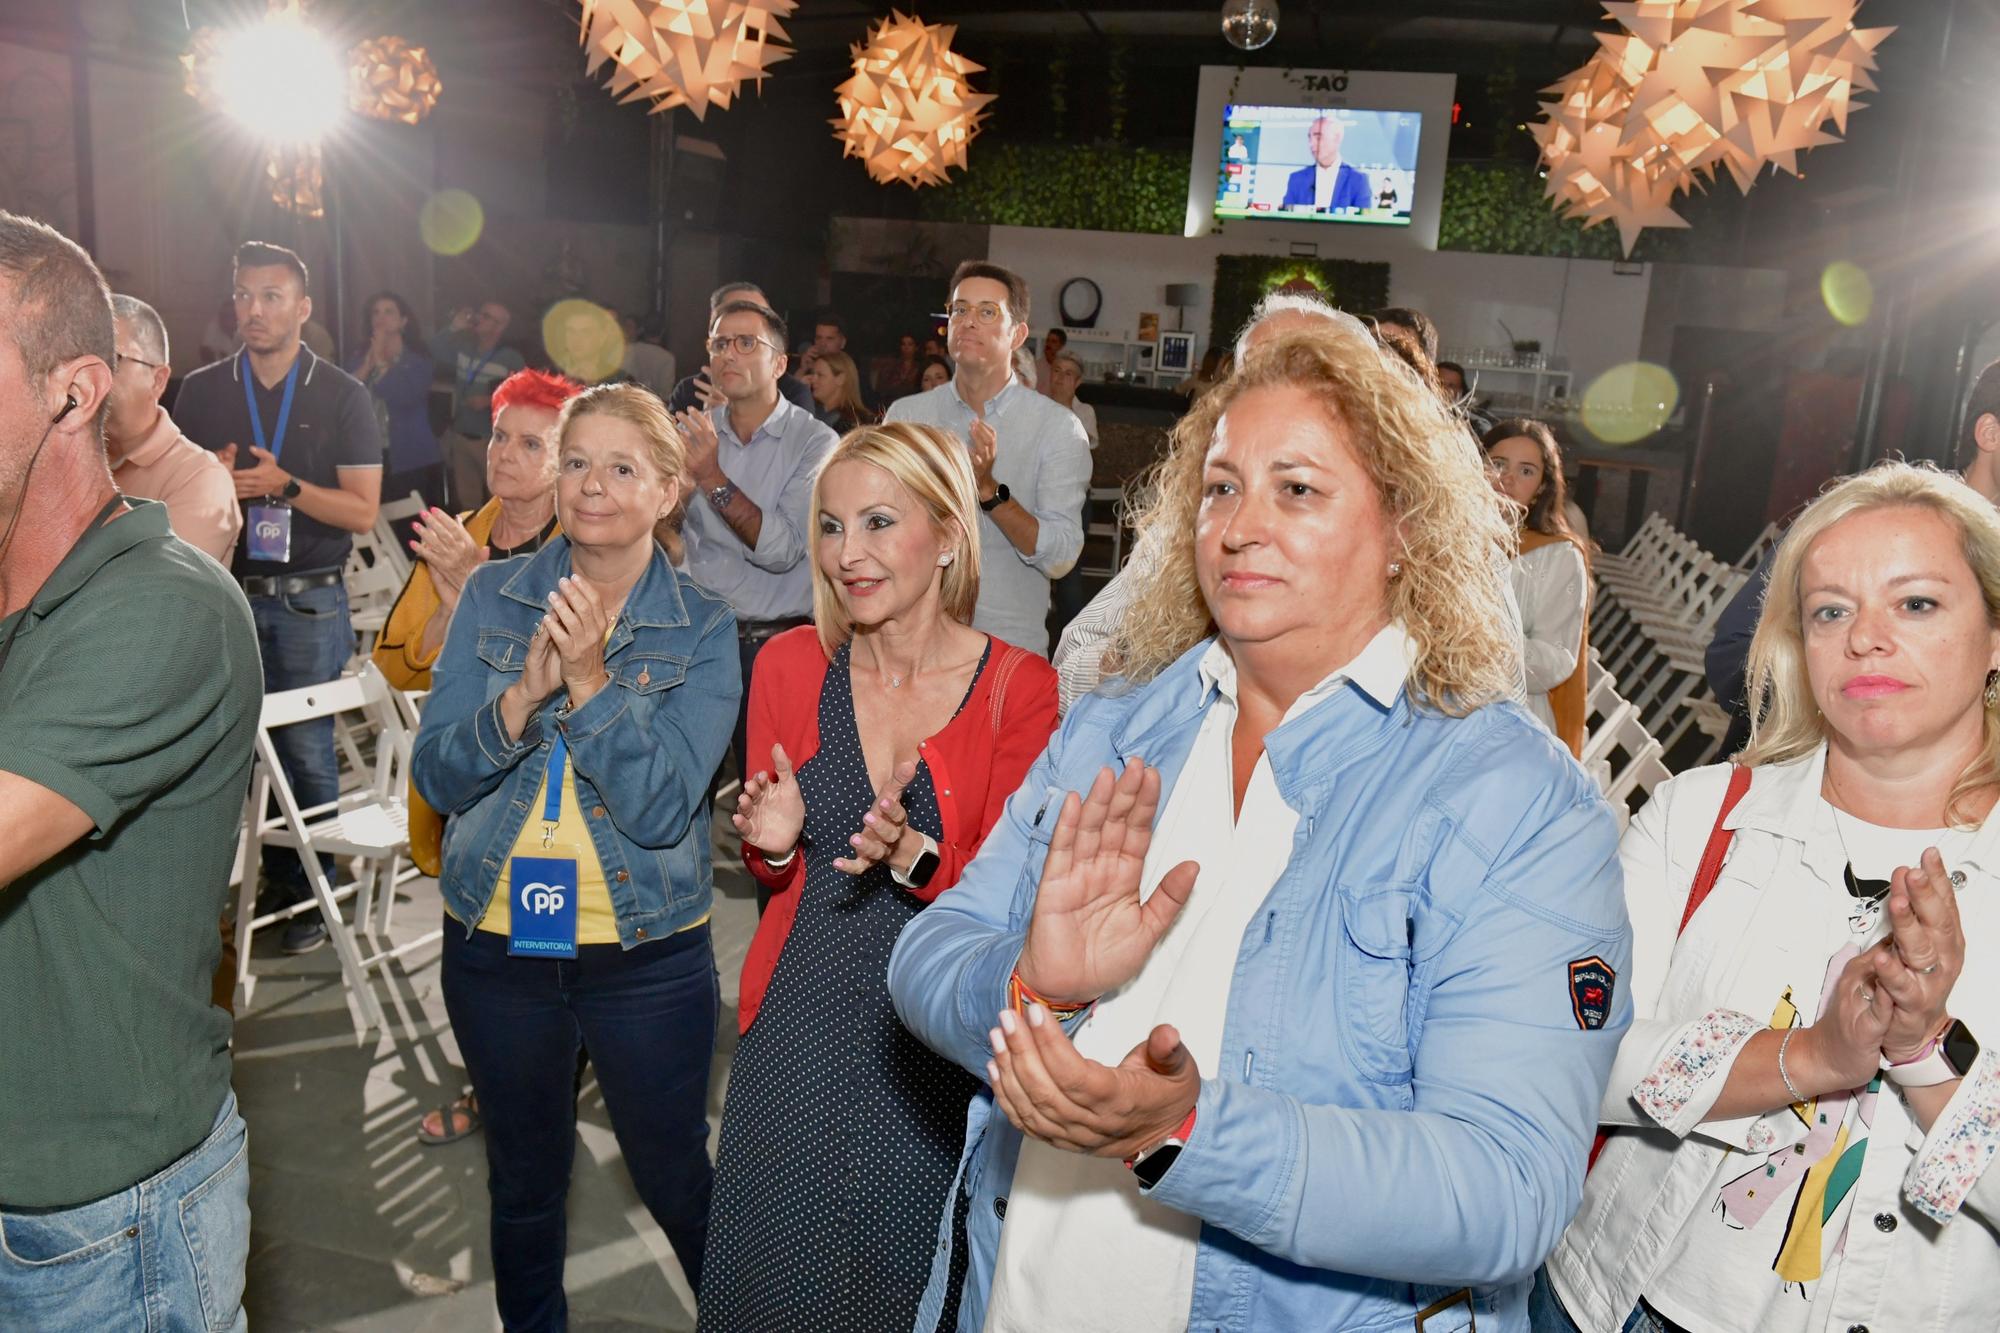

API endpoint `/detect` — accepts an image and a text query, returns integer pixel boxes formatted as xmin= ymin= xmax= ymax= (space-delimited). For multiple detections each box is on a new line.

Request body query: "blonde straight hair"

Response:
xmin=552 ymin=381 xmax=687 ymax=484
xmin=808 ymin=422 xmax=982 ymax=658
xmin=1741 ymin=460 xmax=2000 ymax=826
xmin=1110 ymin=325 xmax=1520 ymax=713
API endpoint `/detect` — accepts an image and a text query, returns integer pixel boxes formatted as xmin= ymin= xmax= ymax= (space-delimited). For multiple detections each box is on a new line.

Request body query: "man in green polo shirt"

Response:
xmin=0 ymin=212 xmax=261 ymax=1329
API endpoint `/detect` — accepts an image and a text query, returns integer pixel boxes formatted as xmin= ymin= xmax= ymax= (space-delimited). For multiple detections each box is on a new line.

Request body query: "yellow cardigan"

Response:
xmin=372 ymin=498 xmax=559 ymax=873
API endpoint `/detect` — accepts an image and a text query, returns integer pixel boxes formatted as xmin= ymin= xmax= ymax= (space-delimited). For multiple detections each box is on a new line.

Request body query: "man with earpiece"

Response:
xmin=0 ymin=211 xmax=263 ymax=1329
xmin=174 ymin=239 xmax=384 ymax=955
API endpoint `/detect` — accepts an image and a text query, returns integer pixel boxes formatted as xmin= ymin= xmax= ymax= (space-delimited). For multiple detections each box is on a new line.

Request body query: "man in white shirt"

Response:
xmin=885 ymin=262 xmax=1091 ymax=657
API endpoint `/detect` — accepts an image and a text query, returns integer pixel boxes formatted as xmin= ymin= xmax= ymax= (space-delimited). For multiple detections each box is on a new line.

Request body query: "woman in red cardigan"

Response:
xmin=698 ymin=422 xmax=1058 ymax=1332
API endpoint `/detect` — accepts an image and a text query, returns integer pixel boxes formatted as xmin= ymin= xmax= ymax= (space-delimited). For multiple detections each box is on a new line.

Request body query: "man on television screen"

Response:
xmin=1280 ymin=115 xmax=1373 ymax=213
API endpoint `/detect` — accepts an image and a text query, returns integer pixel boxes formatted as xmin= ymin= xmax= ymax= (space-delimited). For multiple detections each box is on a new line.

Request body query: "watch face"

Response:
xmin=1944 ymin=1020 xmax=1981 ymax=1078
xmin=1132 ymin=1142 xmax=1181 ymax=1189
xmin=907 ymin=848 xmax=941 ymax=888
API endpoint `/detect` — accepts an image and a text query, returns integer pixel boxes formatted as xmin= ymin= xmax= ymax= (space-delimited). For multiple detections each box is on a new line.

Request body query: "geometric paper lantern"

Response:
xmin=831 ymin=11 xmax=995 ymax=189
xmin=181 ymin=25 xmax=227 ymax=110
xmin=266 ymin=142 xmax=325 ymax=218
xmin=348 ymin=35 xmax=443 ymax=126
xmin=1532 ymin=0 xmax=1893 ymax=253
xmin=576 ymin=0 xmax=796 ymax=120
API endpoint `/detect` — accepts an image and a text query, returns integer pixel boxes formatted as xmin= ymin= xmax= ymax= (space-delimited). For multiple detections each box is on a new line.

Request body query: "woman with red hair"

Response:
xmin=373 ymin=367 xmax=581 ymax=1144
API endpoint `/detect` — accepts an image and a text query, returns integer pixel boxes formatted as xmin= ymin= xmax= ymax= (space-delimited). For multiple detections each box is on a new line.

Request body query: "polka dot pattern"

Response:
xmin=700 ymin=641 xmax=986 ymax=1332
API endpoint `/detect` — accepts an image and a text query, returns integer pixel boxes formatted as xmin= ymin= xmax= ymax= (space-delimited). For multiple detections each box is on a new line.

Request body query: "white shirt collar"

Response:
xmin=1197 ymin=622 xmax=1414 ymax=719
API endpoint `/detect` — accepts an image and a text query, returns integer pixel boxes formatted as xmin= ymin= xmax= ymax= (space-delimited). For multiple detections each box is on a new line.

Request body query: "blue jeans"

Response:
xmin=251 ymin=580 xmax=352 ymax=898
xmin=1529 ymin=1266 xmax=1679 ymax=1333
xmin=443 ymin=921 xmax=719 ymax=1332
xmin=0 ymin=1093 xmax=249 ymax=1332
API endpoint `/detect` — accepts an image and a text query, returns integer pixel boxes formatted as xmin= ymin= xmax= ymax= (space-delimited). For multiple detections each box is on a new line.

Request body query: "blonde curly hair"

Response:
xmin=1740 ymin=460 xmax=2000 ymax=826
xmin=1108 ymin=325 xmax=1520 ymax=713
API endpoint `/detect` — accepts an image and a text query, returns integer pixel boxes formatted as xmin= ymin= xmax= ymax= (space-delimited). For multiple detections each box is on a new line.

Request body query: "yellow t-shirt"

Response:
xmin=478 ymin=742 xmax=621 ymax=945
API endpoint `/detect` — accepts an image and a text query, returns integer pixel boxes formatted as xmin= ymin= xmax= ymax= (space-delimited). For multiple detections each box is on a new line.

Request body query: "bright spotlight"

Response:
xmin=214 ymin=12 xmax=346 ymax=144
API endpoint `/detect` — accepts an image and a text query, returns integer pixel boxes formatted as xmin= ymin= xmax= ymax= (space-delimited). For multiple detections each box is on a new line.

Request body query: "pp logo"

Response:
xmin=255 ymin=519 xmax=284 ymax=541
xmin=520 ymin=882 xmax=567 ymax=915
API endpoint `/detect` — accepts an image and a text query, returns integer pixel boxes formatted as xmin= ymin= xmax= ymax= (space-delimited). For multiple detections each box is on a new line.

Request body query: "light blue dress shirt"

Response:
xmin=681 ymin=395 xmax=838 ymax=621
xmin=884 ymin=380 xmax=1092 ymax=656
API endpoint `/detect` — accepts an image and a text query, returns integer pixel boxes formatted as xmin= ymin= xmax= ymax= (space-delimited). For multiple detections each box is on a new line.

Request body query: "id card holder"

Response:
xmin=1413 ymin=1288 xmax=1475 ymax=1333
xmin=508 ymin=843 xmax=581 ymax=958
xmin=246 ymin=502 xmax=294 ymax=563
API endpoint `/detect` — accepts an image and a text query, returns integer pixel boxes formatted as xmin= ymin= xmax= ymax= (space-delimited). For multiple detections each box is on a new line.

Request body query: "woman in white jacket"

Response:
xmin=1535 ymin=461 xmax=2000 ymax=1333
xmin=1484 ymin=419 xmax=1590 ymax=754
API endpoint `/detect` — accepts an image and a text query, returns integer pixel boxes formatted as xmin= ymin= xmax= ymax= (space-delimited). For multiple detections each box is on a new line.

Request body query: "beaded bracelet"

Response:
xmin=1777 ymin=1025 xmax=1806 ymax=1106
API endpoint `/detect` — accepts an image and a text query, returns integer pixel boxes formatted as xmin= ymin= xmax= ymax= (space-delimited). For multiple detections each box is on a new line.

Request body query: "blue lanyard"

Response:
xmin=542 ymin=734 xmax=567 ymax=825
xmin=240 ymin=350 xmax=301 ymax=464
xmin=459 ymin=349 xmax=500 ymax=399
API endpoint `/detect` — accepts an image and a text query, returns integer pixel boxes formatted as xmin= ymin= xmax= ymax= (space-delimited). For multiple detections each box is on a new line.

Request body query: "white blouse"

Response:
xmin=1507 ymin=539 xmax=1588 ymax=736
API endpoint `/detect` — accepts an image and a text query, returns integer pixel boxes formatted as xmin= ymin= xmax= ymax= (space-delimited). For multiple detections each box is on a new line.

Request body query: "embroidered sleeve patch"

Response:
xmin=1569 ymin=956 xmax=1617 ymax=1030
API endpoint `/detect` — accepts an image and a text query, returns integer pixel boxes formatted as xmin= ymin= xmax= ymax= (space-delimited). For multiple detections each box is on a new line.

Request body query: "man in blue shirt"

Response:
xmin=1279 ymin=116 xmax=1373 ymax=213
xmin=885 ymin=261 xmax=1091 ymax=657
xmin=675 ymin=299 xmax=838 ymax=788
xmin=429 ymin=300 xmax=525 ymax=508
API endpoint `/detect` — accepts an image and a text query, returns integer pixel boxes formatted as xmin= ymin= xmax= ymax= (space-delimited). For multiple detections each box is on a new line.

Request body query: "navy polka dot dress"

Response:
xmin=699 ymin=641 xmax=987 ymax=1333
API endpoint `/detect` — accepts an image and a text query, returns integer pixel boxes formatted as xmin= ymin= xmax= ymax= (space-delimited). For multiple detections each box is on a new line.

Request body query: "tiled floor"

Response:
xmin=234 ymin=808 xmax=758 ymax=1332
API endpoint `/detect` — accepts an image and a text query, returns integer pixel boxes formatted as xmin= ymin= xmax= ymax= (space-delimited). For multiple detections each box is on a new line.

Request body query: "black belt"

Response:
xmin=239 ymin=568 xmax=343 ymax=598
xmin=737 ymin=615 xmax=811 ymax=644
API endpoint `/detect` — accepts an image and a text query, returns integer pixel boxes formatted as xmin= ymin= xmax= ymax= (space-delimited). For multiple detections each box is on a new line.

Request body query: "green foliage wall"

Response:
xmin=915 ymin=143 xmax=1186 ymax=235
xmin=914 ymin=145 xmax=1716 ymax=262
xmin=1209 ymin=257 xmax=1392 ymax=348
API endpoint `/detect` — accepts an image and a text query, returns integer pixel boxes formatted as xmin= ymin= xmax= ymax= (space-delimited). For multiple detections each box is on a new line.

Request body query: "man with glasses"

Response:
xmin=174 ymin=240 xmax=383 ymax=955
xmin=676 ymin=298 xmax=837 ymax=800
xmin=886 ymin=260 xmax=1090 ymax=657
xmin=105 ymin=294 xmax=239 ymax=563
xmin=668 ymin=280 xmax=815 ymax=416
xmin=430 ymin=299 xmax=524 ymax=507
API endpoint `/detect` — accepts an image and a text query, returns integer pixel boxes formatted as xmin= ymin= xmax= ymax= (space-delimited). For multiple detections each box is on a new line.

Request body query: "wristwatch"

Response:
xmin=891 ymin=832 xmax=942 ymax=890
xmin=707 ymin=481 xmax=738 ymax=511
xmin=1128 ymin=1106 xmax=1198 ymax=1190
xmin=979 ymin=483 xmax=1011 ymax=513
xmin=1885 ymin=1018 xmax=1982 ymax=1088
xmin=280 ymin=476 xmax=302 ymax=500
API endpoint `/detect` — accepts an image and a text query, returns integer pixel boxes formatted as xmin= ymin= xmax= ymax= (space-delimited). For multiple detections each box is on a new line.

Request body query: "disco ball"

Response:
xmin=1220 ymin=0 xmax=1278 ymax=51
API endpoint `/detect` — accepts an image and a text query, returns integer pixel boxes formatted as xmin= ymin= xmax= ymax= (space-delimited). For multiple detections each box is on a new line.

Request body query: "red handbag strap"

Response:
xmin=1677 ymin=764 xmax=1753 ymax=937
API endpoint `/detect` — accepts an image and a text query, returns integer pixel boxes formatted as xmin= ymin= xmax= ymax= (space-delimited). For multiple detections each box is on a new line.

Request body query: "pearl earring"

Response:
xmin=1387 ymin=561 xmax=1403 ymax=577
xmin=938 ymin=552 xmax=954 ymax=567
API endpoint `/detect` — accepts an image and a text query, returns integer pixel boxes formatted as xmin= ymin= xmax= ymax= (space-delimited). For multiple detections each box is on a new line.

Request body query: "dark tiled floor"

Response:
xmin=233 ymin=808 xmax=756 ymax=1331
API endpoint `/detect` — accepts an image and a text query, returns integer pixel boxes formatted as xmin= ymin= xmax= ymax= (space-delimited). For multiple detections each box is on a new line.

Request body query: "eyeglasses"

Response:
xmin=946 ymin=301 xmax=1007 ymax=327
xmin=707 ymin=332 xmax=780 ymax=357
xmin=117 ymin=351 xmax=163 ymax=372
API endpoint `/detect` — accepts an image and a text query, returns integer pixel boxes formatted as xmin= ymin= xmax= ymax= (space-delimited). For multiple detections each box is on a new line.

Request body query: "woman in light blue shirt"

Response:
xmin=889 ymin=316 xmax=1632 ymax=1332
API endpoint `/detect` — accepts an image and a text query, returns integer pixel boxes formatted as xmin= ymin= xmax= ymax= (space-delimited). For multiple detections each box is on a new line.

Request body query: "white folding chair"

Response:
xmin=345 ymin=528 xmax=408 ymax=662
xmin=233 ymin=664 xmax=435 ymax=1039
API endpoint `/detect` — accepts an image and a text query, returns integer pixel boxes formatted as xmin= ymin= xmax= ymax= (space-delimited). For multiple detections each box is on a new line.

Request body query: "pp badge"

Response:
xmin=508 ymin=854 xmax=580 ymax=958
xmin=1569 ymin=956 xmax=1617 ymax=1031
xmin=246 ymin=503 xmax=293 ymax=563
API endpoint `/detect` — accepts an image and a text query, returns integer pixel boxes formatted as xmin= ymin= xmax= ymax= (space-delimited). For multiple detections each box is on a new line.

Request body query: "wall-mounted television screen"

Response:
xmin=1215 ymin=104 xmax=1422 ymax=226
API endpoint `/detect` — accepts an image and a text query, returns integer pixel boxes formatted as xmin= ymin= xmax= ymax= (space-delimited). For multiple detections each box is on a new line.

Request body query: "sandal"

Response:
xmin=416 ymin=1091 xmax=481 ymax=1146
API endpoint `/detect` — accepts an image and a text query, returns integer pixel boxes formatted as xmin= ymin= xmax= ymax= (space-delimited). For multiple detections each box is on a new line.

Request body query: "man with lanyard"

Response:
xmin=0 ymin=211 xmax=262 ymax=1328
xmin=431 ymin=300 xmax=525 ymax=507
xmin=175 ymin=240 xmax=383 ymax=954
xmin=886 ymin=260 xmax=1091 ymax=657
xmin=673 ymin=299 xmax=837 ymax=828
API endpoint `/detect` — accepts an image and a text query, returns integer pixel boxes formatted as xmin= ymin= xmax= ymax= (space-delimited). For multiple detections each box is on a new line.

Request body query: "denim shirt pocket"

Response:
xmin=1337 ymin=884 xmax=1419 ymax=1089
xmin=476 ymin=629 xmax=530 ymax=701
xmin=612 ymin=649 xmax=689 ymax=695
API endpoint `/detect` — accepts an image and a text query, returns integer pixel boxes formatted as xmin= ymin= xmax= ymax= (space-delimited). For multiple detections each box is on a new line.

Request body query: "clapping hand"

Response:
xmin=987 ymin=1008 xmax=1201 ymax=1160
xmin=834 ymin=760 xmax=919 ymax=876
xmin=542 ymin=576 xmax=613 ymax=695
xmin=968 ymin=417 xmax=998 ymax=498
xmin=410 ymin=507 xmax=486 ymax=603
xmin=693 ymin=369 xmax=727 ymax=411
xmin=675 ymin=407 xmax=722 ymax=487
xmin=1013 ymin=760 xmax=1200 ymax=1006
xmin=219 ymin=443 xmax=289 ymax=499
xmin=1872 ymin=848 xmax=1966 ymax=1062
xmin=735 ymin=743 xmax=805 ymax=859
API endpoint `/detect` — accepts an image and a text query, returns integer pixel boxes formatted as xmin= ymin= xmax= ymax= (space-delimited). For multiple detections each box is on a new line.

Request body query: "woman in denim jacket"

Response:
xmin=889 ymin=319 xmax=1632 ymax=1333
xmin=413 ymin=383 xmax=739 ymax=1330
